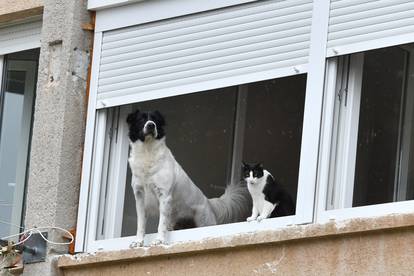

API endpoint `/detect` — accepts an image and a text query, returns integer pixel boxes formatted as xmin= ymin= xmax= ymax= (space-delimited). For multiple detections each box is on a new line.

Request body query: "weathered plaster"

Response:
xmin=58 ymin=213 xmax=414 ymax=275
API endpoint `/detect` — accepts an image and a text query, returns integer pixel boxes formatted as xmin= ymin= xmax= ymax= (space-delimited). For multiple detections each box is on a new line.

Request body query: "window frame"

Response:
xmin=75 ymin=0 xmax=331 ymax=253
xmin=0 ymin=20 xmax=41 ymax=237
xmin=83 ymin=73 xmax=319 ymax=253
xmin=0 ymin=54 xmax=38 ymax=238
xmin=316 ymin=49 xmax=414 ymax=224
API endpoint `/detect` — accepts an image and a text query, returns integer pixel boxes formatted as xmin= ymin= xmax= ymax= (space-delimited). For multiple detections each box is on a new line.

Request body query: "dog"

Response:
xmin=126 ymin=109 xmax=251 ymax=246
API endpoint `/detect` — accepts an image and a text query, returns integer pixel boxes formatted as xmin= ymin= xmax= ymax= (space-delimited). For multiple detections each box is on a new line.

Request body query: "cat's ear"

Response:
xmin=242 ymin=161 xmax=248 ymax=168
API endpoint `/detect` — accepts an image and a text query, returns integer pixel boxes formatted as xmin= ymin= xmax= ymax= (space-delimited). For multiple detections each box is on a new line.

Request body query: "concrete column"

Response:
xmin=23 ymin=0 xmax=92 ymax=275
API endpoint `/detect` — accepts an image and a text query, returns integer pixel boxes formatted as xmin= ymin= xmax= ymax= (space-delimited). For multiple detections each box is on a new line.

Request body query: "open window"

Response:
xmin=77 ymin=0 xmax=320 ymax=252
xmin=85 ymin=74 xmax=315 ymax=251
xmin=318 ymin=44 xmax=414 ymax=222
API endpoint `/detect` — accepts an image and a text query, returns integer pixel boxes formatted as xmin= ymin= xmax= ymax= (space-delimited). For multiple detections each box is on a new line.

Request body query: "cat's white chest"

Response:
xmin=246 ymin=170 xmax=277 ymax=220
xmin=247 ymin=182 xmax=266 ymax=208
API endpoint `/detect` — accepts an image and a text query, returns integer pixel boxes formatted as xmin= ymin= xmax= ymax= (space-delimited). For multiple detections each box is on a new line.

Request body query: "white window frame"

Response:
xmin=76 ymin=0 xmax=331 ymax=253
xmin=316 ymin=47 xmax=414 ymax=224
xmin=82 ymin=72 xmax=320 ymax=253
xmin=93 ymin=0 xmax=259 ymax=32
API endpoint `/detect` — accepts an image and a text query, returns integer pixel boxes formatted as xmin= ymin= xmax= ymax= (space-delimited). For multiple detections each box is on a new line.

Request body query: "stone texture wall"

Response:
xmin=58 ymin=214 xmax=414 ymax=275
xmin=21 ymin=0 xmax=92 ymax=275
xmin=60 ymin=227 xmax=414 ymax=275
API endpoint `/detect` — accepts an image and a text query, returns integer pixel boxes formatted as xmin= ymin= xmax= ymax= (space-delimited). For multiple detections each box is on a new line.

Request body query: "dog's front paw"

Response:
xmin=151 ymin=237 xmax=166 ymax=246
xmin=130 ymin=239 xmax=144 ymax=248
xmin=246 ymin=216 xmax=256 ymax=222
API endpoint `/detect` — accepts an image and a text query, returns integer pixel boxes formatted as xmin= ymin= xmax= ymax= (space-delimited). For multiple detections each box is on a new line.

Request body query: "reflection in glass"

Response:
xmin=0 ymin=49 xmax=38 ymax=238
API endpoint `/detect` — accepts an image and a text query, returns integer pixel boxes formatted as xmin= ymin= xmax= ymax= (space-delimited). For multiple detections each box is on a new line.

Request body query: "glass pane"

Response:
xmin=242 ymin=75 xmax=307 ymax=208
xmin=97 ymin=74 xmax=307 ymax=239
xmin=352 ymin=46 xmax=414 ymax=207
xmin=122 ymin=87 xmax=238 ymax=236
xmin=0 ymin=50 xmax=38 ymax=238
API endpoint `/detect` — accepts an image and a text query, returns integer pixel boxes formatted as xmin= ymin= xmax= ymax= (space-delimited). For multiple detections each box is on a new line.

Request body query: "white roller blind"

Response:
xmin=0 ymin=20 xmax=42 ymax=55
xmin=327 ymin=0 xmax=414 ymax=57
xmin=97 ymin=0 xmax=313 ymax=108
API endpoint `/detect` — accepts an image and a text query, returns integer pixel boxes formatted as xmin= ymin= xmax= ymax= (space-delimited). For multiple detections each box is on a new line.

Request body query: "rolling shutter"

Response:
xmin=327 ymin=0 xmax=414 ymax=57
xmin=96 ymin=0 xmax=313 ymax=108
xmin=0 ymin=20 xmax=42 ymax=55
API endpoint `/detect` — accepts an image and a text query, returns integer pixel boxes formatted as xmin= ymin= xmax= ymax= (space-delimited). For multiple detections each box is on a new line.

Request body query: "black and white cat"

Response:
xmin=243 ymin=162 xmax=295 ymax=221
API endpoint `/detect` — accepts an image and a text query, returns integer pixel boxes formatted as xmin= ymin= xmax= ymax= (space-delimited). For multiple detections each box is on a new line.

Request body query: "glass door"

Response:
xmin=0 ymin=53 xmax=38 ymax=238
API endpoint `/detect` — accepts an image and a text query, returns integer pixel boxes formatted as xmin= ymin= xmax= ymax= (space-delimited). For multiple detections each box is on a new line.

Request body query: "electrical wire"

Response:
xmin=1 ymin=226 xmax=74 ymax=247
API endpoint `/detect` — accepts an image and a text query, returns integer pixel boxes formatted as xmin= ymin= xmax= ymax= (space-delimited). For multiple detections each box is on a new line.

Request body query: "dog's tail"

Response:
xmin=209 ymin=182 xmax=252 ymax=224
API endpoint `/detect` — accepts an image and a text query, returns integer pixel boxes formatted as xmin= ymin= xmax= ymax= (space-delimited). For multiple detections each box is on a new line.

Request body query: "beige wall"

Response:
xmin=59 ymin=214 xmax=414 ymax=275
xmin=0 ymin=0 xmax=43 ymax=24
xmin=60 ymin=228 xmax=414 ymax=275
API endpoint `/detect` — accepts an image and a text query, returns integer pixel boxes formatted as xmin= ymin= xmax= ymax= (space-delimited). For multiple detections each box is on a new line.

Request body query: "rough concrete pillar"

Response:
xmin=23 ymin=0 xmax=92 ymax=275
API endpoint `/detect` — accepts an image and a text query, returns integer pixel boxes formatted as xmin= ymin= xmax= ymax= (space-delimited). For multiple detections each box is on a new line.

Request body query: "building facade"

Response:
xmin=1 ymin=0 xmax=414 ymax=275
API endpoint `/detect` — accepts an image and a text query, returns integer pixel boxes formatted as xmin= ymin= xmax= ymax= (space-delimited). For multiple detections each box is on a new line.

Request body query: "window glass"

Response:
xmin=353 ymin=47 xmax=409 ymax=206
xmin=329 ymin=45 xmax=414 ymax=209
xmin=98 ymin=74 xmax=307 ymax=239
xmin=0 ymin=49 xmax=39 ymax=238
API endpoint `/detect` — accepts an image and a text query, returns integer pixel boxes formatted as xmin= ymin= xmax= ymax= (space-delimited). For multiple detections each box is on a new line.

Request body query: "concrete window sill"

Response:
xmin=57 ymin=213 xmax=414 ymax=269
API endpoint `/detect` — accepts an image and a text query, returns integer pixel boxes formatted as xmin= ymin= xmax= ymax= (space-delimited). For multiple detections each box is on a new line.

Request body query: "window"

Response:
xmin=76 ymin=0 xmax=319 ymax=252
xmin=0 ymin=49 xmax=39 ymax=238
xmin=318 ymin=44 xmax=414 ymax=221
xmin=82 ymin=73 xmax=321 ymax=251
xmin=117 ymin=76 xmax=305 ymax=237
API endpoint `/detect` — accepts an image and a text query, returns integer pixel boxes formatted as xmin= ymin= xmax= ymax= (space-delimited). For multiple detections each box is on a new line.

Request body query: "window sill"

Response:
xmin=58 ymin=212 xmax=414 ymax=269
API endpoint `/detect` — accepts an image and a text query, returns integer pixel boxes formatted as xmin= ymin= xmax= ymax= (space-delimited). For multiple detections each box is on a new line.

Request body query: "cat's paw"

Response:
xmin=246 ymin=216 xmax=257 ymax=222
xmin=130 ymin=239 xmax=144 ymax=248
xmin=256 ymin=215 xmax=267 ymax=222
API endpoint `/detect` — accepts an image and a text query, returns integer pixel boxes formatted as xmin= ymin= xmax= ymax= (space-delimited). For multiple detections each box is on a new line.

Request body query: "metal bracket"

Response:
xmin=23 ymin=232 xmax=47 ymax=264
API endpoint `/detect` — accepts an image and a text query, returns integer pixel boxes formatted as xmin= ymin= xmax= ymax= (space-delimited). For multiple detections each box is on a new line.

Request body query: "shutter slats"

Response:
xmin=331 ymin=0 xmax=380 ymax=10
xmin=329 ymin=1 xmax=414 ymax=25
xmin=99 ymin=42 xmax=310 ymax=89
xmin=97 ymin=0 xmax=313 ymax=106
xmin=98 ymin=56 xmax=308 ymax=101
xmin=330 ymin=0 xmax=411 ymax=17
xmin=327 ymin=0 xmax=414 ymax=57
xmin=102 ymin=8 xmax=312 ymax=52
xmin=0 ymin=20 xmax=42 ymax=55
xmin=329 ymin=6 xmax=414 ymax=32
xmin=104 ymin=0 xmax=312 ymax=43
xmin=102 ymin=14 xmax=311 ymax=60
xmin=100 ymin=32 xmax=310 ymax=74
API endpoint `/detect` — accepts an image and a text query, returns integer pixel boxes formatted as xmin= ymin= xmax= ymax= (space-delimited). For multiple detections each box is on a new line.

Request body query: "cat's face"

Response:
xmin=242 ymin=162 xmax=264 ymax=185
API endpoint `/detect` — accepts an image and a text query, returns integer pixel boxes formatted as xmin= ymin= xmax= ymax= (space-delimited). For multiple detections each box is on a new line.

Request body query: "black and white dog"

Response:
xmin=127 ymin=110 xmax=251 ymax=246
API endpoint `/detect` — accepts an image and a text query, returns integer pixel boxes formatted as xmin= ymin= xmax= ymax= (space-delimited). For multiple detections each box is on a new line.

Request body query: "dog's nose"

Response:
xmin=147 ymin=123 xmax=155 ymax=129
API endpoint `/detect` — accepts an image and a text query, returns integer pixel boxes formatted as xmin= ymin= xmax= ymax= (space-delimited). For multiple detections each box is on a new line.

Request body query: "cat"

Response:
xmin=242 ymin=162 xmax=295 ymax=221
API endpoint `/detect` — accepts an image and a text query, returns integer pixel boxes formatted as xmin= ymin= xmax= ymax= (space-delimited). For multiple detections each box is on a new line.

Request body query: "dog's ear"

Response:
xmin=127 ymin=109 xmax=140 ymax=125
xmin=153 ymin=110 xmax=166 ymax=126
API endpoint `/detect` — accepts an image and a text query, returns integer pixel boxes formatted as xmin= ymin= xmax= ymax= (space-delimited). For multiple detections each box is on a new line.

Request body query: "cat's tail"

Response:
xmin=208 ymin=181 xmax=252 ymax=224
